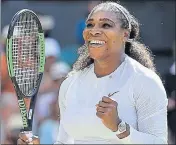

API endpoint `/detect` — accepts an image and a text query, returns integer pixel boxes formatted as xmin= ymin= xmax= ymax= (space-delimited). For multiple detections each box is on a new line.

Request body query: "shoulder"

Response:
xmin=126 ymin=56 xmax=166 ymax=100
xmin=126 ymin=56 xmax=162 ymax=84
xmin=58 ymin=66 xmax=92 ymax=107
xmin=59 ymin=71 xmax=79 ymax=92
xmin=60 ymin=65 xmax=92 ymax=94
xmin=58 ymin=71 xmax=79 ymax=106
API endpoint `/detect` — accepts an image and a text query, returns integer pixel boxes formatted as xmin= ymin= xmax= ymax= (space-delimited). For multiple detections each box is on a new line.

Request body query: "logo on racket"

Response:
xmin=18 ymin=99 xmax=28 ymax=128
xmin=108 ymin=91 xmax=119 ymax=98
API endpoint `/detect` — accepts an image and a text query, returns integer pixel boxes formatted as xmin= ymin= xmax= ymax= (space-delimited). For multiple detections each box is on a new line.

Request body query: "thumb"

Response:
xmin=27 ymin=136 xmax=39 ymax=144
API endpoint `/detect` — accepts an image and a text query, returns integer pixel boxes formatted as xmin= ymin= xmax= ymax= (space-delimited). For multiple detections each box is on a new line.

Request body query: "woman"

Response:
xmin=18 ymin=1 xmax=168 ymax=144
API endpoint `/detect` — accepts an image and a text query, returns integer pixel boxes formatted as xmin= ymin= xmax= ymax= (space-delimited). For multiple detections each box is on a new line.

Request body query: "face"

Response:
xmin=83 ymin=10 xmax=129 ymax=61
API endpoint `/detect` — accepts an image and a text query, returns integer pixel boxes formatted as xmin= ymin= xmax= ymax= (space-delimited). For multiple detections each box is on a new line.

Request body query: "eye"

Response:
xmin=102 ymin=23 xmax=112 ymax=28
xmin=86 ymin=23 xmax=94 ymax=28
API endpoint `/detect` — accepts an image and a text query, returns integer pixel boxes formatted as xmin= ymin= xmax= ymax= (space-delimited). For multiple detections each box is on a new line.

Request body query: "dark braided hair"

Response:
xmin=72 ymin=1 xmax=156 ymax=73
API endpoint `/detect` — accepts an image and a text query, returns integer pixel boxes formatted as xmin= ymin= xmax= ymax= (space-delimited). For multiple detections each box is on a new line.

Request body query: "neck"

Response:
xmin=94 ymin=53 xmax=125 ymax=78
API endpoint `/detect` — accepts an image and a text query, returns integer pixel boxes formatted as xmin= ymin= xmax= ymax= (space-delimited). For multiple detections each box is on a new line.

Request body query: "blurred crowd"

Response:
xmin=0 ymin=1 xmax=175 ymax=144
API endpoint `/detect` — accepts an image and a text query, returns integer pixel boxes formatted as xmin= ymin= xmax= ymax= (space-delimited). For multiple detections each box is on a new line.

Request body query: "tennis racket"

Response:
xmin=6 ymin=9 xmax=45 ymax=132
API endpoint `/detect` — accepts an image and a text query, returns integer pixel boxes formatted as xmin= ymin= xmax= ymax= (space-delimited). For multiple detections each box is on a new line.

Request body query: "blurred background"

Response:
xmin=0 ymin=0 xmax=175 ymax=144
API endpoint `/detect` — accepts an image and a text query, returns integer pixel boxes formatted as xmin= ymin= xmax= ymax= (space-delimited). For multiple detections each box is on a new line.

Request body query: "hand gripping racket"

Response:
xmin=6 ymin=9 xmax=45 ymax=133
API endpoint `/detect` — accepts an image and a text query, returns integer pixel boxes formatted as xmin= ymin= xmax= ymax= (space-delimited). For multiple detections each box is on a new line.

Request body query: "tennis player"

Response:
xmin=18 ymin=1 xmax=168 ymax=144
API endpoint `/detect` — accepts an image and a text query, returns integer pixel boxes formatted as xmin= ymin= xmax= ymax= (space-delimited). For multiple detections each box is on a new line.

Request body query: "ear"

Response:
xmin=123 ymin=30 xmax=130 ymax=42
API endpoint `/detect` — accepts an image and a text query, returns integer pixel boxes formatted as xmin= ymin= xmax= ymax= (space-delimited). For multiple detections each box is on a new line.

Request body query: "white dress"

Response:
xmin=55 ymin=55 xmax=168 ymax=144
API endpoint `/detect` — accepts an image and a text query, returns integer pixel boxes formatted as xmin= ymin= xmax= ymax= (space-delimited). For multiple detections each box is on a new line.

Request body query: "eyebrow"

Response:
xmin=86 ymin=18 xmax=115 ymax=24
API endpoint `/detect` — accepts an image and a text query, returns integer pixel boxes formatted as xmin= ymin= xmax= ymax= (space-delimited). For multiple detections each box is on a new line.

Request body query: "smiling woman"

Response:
xmin=73 ymin=2 xmax=156 ymax=74
xmin=18 ymin=1 xmax=168 ymax=145
xmin=56 ymin=1 xmax=167 ymax=144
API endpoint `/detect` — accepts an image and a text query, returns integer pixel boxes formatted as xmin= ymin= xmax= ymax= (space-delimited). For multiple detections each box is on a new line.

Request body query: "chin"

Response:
xmin=88 ymin=48 xmax=107 ymax=60
xmin=89 ymin=54 xmax=105 ymax=61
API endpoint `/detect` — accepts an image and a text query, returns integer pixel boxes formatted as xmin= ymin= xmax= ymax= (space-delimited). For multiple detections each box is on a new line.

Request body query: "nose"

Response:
xmin=89 ymin=29 xmax=102 ymax=36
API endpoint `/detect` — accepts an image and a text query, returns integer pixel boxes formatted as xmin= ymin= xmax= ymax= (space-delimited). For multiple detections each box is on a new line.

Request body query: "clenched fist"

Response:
xmin=96 ymin=96 xmax=121 ymax=132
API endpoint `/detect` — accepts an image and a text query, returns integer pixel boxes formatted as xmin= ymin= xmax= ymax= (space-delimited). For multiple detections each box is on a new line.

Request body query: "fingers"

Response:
xmin=18 ymin=132 xmax=39 ymax=144
xmin=96 ymin=103 xmax=114 ymax=119
xmin=96 ymin=108 xmax=113 ymax=118
xmin=96 ymin=96 xmax=118 ymax=119
xmin=102 ymin=96 xmax=117 ymax=104
xmin=96 ymin=111 xmax=104 ymax=118
xmin=31 ymin=136 xmax=40 ymax=144
xmin=96 ymin=105 xmax=108 ymax=113
xmin=17 ymin=138 xmax=27 ymax=145
xmin=97 ymin=101 xmax=110 ymax=108
xmin=19 ymin=132 xmax=29 ymax=142
xmin=96 ymin=97 xmax=117 ymax=108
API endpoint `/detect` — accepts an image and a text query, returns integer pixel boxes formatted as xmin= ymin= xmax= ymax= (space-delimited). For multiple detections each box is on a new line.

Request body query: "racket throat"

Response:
xmin=24 ymin=97 xmax=31 ymax=111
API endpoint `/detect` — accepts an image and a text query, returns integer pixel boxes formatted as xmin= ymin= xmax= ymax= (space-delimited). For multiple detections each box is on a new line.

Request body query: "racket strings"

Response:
xmin=12 ymin=12 xmax=40 ymax=96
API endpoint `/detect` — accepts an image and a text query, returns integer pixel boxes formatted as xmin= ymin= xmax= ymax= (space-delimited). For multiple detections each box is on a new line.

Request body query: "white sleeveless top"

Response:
xmin=56 ymin=55 xmax=168 ymax=144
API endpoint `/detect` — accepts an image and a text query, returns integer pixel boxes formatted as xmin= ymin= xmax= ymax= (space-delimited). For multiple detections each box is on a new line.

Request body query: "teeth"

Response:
xmin=89 ymin=40 xmax=105 ymax=45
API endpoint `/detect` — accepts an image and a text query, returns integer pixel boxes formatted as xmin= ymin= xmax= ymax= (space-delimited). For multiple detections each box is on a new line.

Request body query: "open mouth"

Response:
xmin=88 ymin=40 xmax=106 ymax=47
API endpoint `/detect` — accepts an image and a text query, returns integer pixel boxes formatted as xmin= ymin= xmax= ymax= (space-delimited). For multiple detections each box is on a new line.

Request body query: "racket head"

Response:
xmin=6 ymin=9 xmax=45 ymax=98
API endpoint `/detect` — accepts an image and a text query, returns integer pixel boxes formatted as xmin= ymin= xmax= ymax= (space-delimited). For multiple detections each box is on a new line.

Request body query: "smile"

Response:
xmin=88 ymin=40 xmax=106 ymax=47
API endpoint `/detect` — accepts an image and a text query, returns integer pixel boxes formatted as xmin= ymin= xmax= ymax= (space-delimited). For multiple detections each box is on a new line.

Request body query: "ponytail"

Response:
xmin=125 ymin=15 xmax=156 ymax=72
xmin=125 ymin=41 xmax=156 ymax=72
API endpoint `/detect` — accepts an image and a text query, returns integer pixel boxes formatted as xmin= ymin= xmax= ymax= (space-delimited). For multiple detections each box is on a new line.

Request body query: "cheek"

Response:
xmin=105 ymin=31 xmax=124 ymax=54
xmin=107 ymin=31 xmax=123 ymax=45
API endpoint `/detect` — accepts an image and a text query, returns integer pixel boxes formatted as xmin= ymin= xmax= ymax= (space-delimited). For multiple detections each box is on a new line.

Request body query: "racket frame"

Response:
xmin=6 ymin=9 xmax=45 ymax=131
